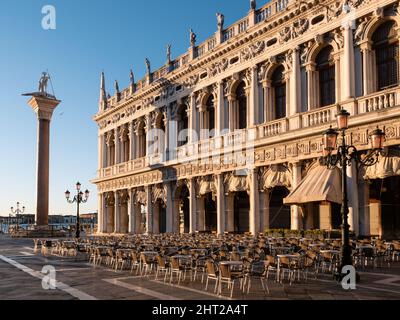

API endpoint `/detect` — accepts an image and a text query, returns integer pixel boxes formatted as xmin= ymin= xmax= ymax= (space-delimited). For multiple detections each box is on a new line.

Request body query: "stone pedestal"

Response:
xmin=26 ymin=96 xmax=61 ymax=227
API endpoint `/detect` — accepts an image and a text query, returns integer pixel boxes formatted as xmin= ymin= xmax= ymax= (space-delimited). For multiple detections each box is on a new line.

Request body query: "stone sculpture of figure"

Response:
xmin=130 ymin=69 xmax=134 ymax=84
xmin=145 ymin=58 xmax=151 ymax=74
xmin=166 ymin=44 xmax=171 ymax=63
xmin=189 ymin=29 xmax=196 ymax=47
xmin=114 ymin=80 xmax=120 ymax=94
xmin=217 ymin=12 xmax=225 ymax=30
xmin=38 ymin=72 xmax=50 ymax=94
xmin=250 ymin=0 xmax=256 ymax=10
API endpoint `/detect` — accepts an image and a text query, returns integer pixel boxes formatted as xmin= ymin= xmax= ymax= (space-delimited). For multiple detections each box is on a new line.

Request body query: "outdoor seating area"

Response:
xmin=32 ymin=234 xmax=400 ymax=298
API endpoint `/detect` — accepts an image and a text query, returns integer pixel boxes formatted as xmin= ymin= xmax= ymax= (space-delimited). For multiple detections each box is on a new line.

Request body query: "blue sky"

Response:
xmin=0 ymin=0 xmax=263 ymax=216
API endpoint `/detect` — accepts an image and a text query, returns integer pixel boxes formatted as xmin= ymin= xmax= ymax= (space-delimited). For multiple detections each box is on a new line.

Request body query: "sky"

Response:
xmin=0 ymin=0 xmax=265 ymax=216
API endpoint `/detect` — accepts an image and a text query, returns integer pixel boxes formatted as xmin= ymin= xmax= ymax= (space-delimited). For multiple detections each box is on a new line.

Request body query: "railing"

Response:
xmin=301 ymin=104 xmax=339 ymax=128
xmin=259 ymin=118 xmax=287 ymax=138
xmin=223 ymin=27 xmax=235 ymax=42
xmin=197 ymin=44 xmax=206 ymax=58
xmin=276 ymin=0 xmax=289 ymax=12
xmin=358 ymin=88 xmax=399 ymax=113
xmin=256 ymin=5 xmax=273 ymax=23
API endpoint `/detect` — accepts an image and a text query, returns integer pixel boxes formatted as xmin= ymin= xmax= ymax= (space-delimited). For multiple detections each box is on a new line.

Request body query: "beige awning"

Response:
xmin=199 ymin=180 xmax=217 ymax=196
xmin=284 ymin=165 xmax=342 ymax=205
xmin=261 ymin=165 xmax=292 ymax=190
xmin=363 ymin=155 xmax=400 ymax=180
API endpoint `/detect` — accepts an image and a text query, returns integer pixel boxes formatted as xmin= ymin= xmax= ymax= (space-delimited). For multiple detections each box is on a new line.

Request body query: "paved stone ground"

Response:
xmin=0 ymin=236 xmax=399 ymax=300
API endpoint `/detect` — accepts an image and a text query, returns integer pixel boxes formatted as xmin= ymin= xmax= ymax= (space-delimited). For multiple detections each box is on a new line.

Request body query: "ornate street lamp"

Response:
xmin=65 ymin=182 xmax=89 ymax=239
xmin=320 ymin=108 xmax=385 ymax=279
xmin=11 ymin=202 xmax=25 ymax=230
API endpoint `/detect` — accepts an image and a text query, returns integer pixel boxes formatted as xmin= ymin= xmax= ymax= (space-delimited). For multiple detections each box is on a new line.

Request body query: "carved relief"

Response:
xmin=240 ymin=41 xmax=266 ymax=62
xmin=279 ymin=18 xmax=309 ymax=43
xmin=208 ymin=58 xmax=229 ymax=77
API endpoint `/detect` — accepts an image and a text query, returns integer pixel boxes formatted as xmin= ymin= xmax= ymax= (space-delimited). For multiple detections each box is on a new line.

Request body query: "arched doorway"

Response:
xmin=154 ymin=199 xmax=167 ymax=234
xmin=269 ymin=187 xmax=291 ymax=229
xmin=234 ymin=192 xmax=250 ymax=233
xmin=204 ymin=193 xmax=217 ymax=232
xmin=175 ymin=183 xmax=190 ymax=234
xmin=369 ymin=176 xmax=400 ymax=239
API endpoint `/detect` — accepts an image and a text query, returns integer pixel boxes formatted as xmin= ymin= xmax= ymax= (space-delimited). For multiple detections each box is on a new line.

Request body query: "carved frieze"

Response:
xmin=240 ymin=41 xmax=266 ymax=62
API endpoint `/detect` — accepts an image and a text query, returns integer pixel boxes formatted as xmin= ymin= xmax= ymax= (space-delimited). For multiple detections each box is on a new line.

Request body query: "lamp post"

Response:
xmin=321 ymin=108 xmax=385 ymax=279
xmin=65 ymin=182 xmax=89 ymax=239
xmin=11 ymin=202 xmax=25 ymax=231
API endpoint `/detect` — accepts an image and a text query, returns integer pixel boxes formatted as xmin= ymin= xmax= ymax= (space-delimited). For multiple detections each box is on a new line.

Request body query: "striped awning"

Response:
xmin=283 ymin=165 xmax=342 ymax=205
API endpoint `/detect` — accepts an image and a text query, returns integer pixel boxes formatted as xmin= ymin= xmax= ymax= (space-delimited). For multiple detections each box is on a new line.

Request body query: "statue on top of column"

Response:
xmin=189 ymin=29 xmax=196 ymax=47
xmin=145 ymin=58 xmax=151 ymax=74
xmin=22 ymin=71 xmax=56 ymax=100
xmin=166 ymin=44 xmax=172 ymax=63
xmin=216 ymin=13 xmax=225 ymax=30
xmin=38 ymin=72 xmax=50 ymax=94
xmin=250 ymin=0 xmax=256 ymax=11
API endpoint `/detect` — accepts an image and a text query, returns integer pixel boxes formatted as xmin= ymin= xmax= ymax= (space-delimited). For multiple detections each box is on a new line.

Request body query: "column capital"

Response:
xmin=26 ymin=96 xmax=61 ymax=121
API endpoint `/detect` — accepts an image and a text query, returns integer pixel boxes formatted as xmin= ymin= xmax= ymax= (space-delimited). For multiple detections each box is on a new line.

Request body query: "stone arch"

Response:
xmin=307 ymin=38 xmax=341 ymax=65
xmin=363 ymin=16 xmax=400 ymax=43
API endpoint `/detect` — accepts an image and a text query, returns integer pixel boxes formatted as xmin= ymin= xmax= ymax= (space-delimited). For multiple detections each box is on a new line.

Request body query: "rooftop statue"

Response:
xmin=217 ymin=12 xmax=225 ymax=30
xmin=190 ymin=29 xmax=196 ymax=47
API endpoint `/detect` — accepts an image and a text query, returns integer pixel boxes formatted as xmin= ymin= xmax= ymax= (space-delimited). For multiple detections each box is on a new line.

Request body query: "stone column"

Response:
xmin=216 ymin=174 xmax=226 ymax=236
xmin=128 ymin=189 xmax=136 ymax=233
xmin=98 ymin=193 xmax=104 ymax=233
xmin=343 ymin=24 xmax=355 ymax=100
xmin=189 ymin=179 xmax=197 ymax=234
xmin=98 ymin=134 xmax=104 ymax=170
xmin=114 ymin=127 xmax=120 ymax=164
xmin=249 ymin=66 xmax=259 ymax=126
xmin=145 ymin=186 xmax=153 ymax=234
xmin=163 ymin=110 xmax=169 ymax=161
xmin=228 ymin=95 xmax=235 ymax=132
xmin=306 ymin=63 xmax=316 ymax=110
xmin=226 ymin=194 xmax=235 ymax=232
xmin=262 ymin=80 xmax=272 ymax=122
xmin=129 ymin=122 xmax=136 ymax=160
xmin=26 ymin=96 xmax=61 ymax=226
xmin=198 ymin=106 xmax=206 ymax=140
xmin=290 ymin=47 xmax=301 ymax=116
xmin=153 ymin=200 xmax=160 ymax=234
xmin=284 ymin=72 xmax=291 ymax=117
xmin=260 ymin=190 xmax=270 ymax=231
xmin=347 ymin=160 xmax=360 ymax=235
xmin=188 ymin=94 xmax=198 ymax=143
xmin=334 ymin=55 xmax=341 ymax=104
xmin=291 ymin=162 xmax=302 ymax=230
xmin=119 ymin=127 xmax=125 ymax=163
xmin=216 ymin=81 xmax=225 ymax=135
xmin=166 ymin=182 xmax=174 ymax=233
xmin=197 ymin=196 xmax=205 ymax=232
xmin=360 ymin=41 xmax=374 ymax=96
xmin=249 ymin=168 xmax=260 ymax=235
xmin=114 ymin=191 xmax=121 ymax=233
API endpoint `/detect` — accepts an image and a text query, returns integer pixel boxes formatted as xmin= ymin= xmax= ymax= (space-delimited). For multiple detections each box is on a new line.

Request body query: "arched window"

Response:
xmin=372 ymin=21 xmax=399 ymax=91
xmin=236 ymin=82 xmax=247 ymax=130
xmin=177 ymin=105 xmax=188 ymax=146
xmin=206 ymin=95 xmax=215 ymax=137
xmin=137 ymin=124 xmax=146 ymax=158
xmin=271 ymin=65 xmax=286 ymax=119
xmin=316 ymin=46 xmax=335 ymax=107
